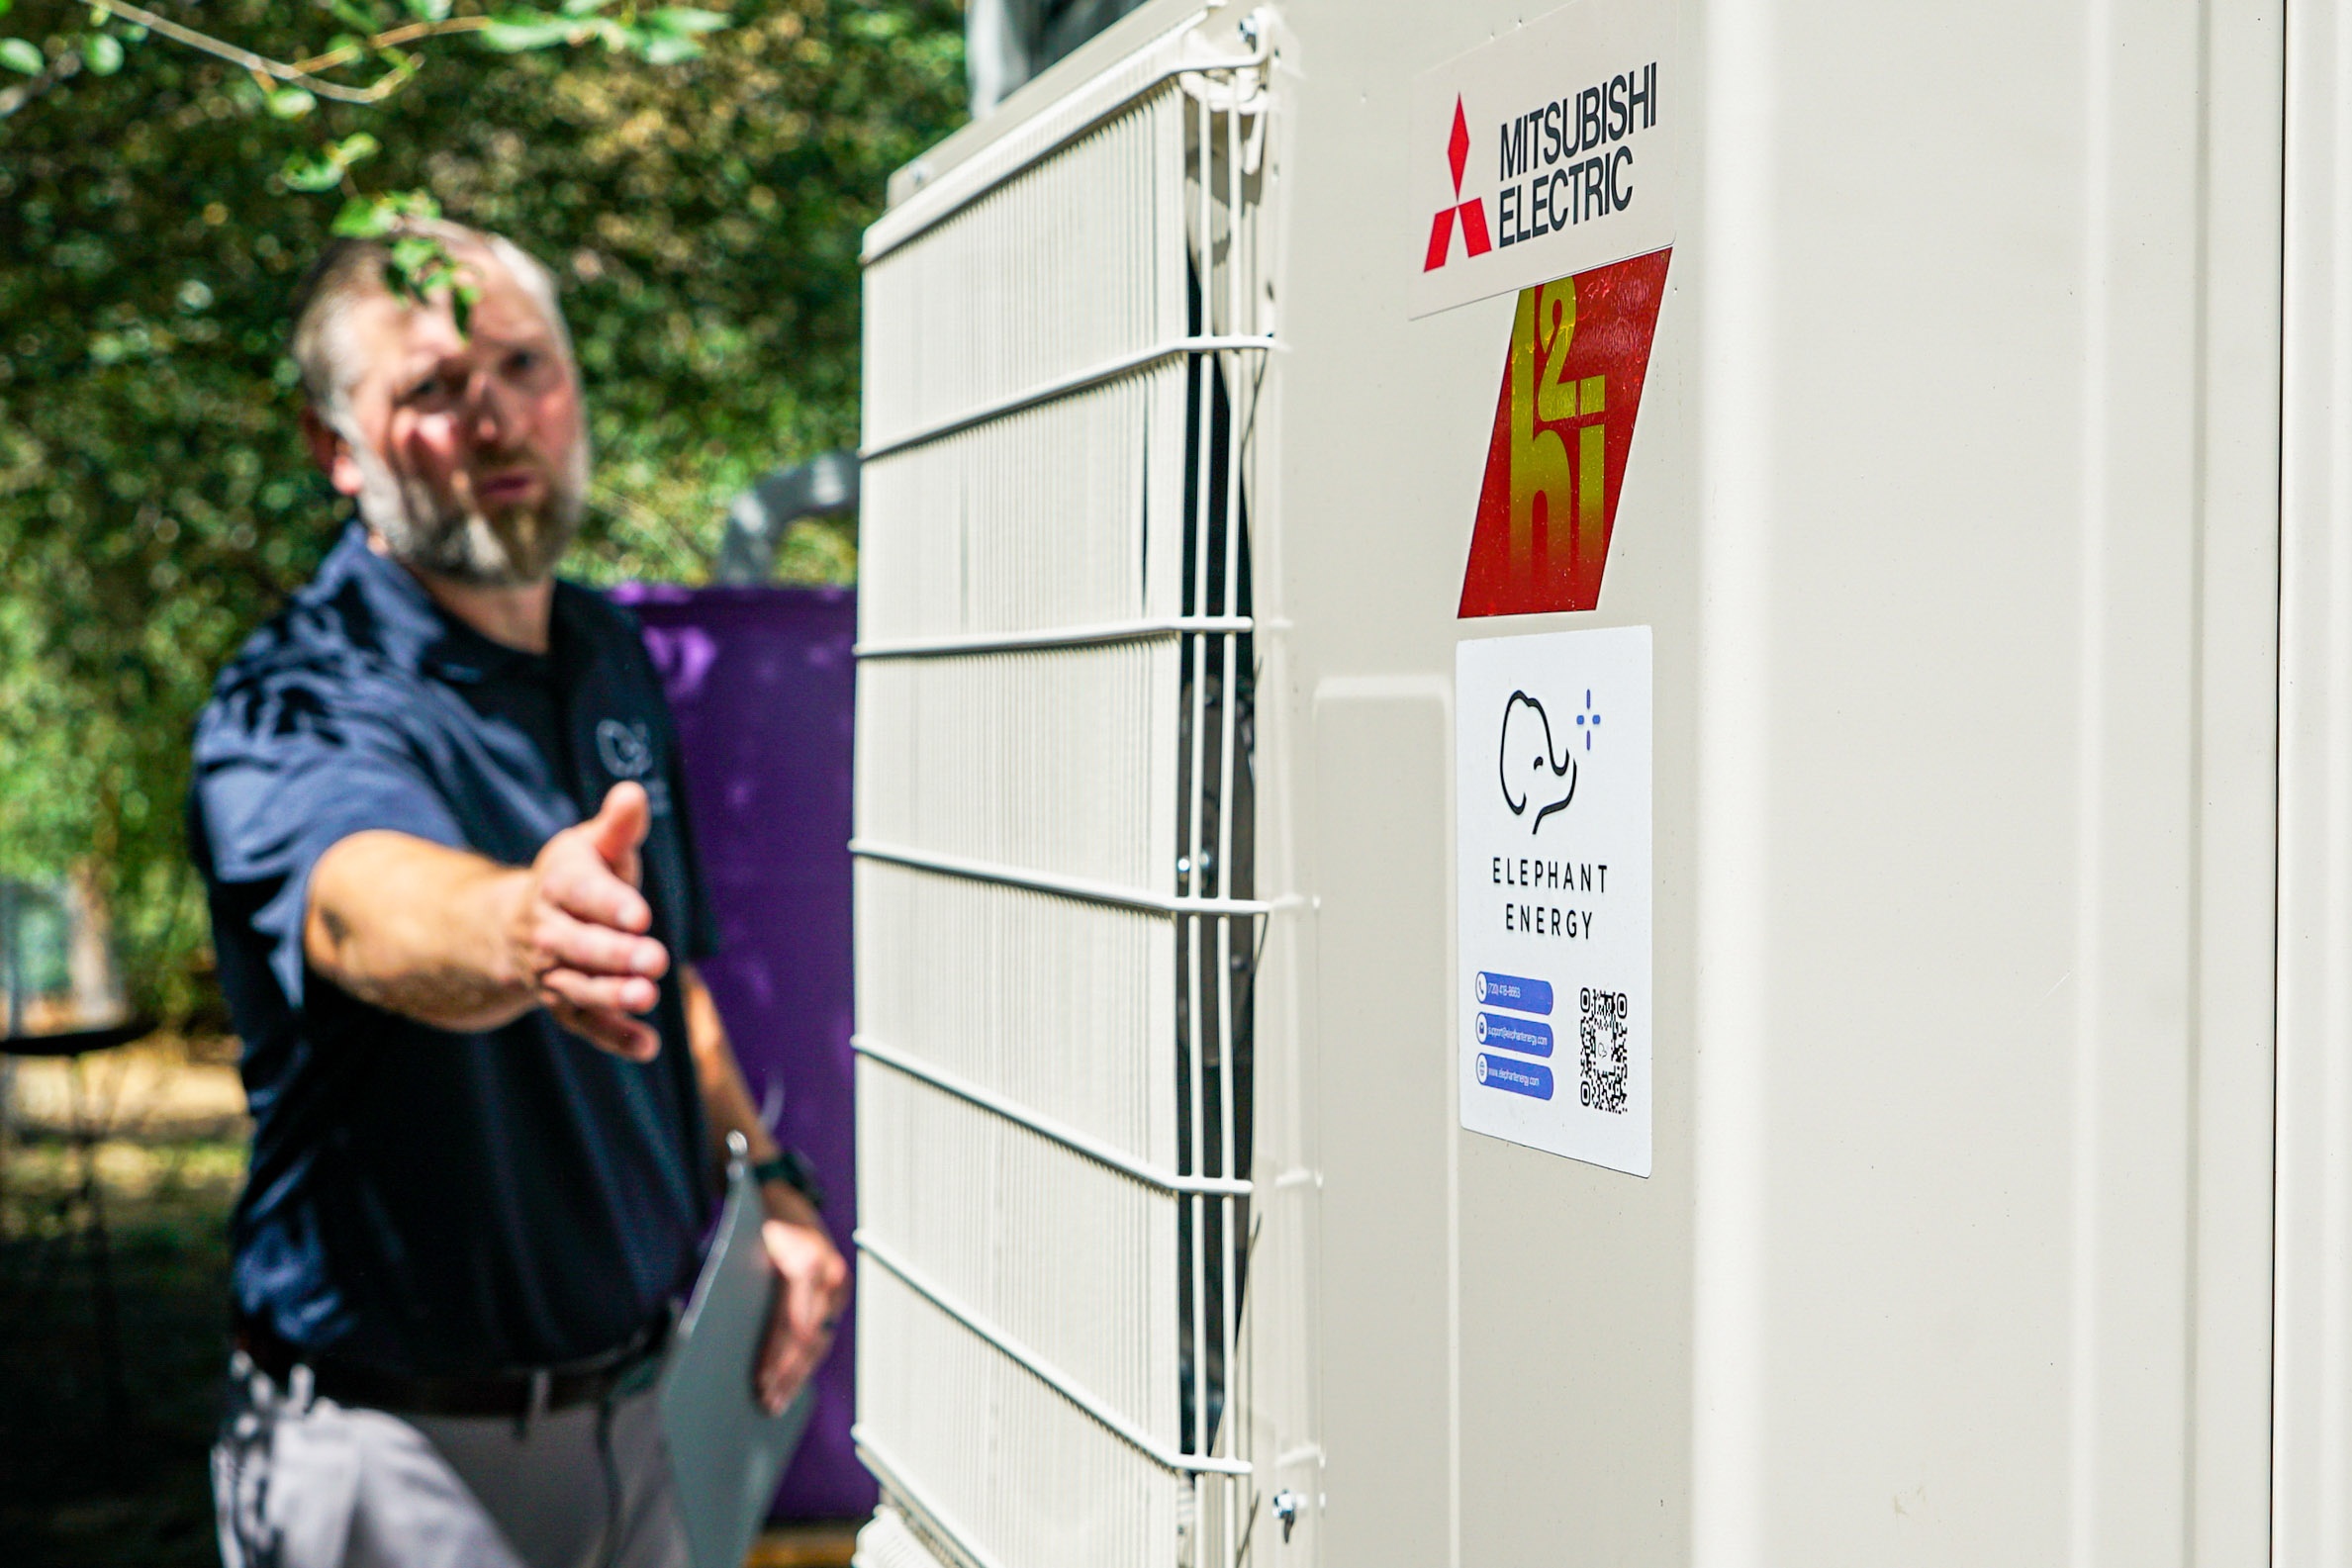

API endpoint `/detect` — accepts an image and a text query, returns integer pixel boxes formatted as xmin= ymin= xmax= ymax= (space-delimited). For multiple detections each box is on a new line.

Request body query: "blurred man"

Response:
xmin=189 ymin=223 xmax=848 ymax=1568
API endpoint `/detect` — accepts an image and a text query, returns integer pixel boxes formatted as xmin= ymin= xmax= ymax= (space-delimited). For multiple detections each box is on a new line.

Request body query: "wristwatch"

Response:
xmin=748 ymin=1149 xmax=825 ymax=1212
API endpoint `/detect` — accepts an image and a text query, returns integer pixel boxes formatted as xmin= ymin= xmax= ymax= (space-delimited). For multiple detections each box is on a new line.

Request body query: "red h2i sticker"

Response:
xmin=1458 ymin=247 xmax=1669 ymax=618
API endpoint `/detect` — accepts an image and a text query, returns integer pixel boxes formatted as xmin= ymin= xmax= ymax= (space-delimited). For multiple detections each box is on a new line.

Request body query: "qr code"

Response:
xmin=1579 ymin=987 xmax=1630 ymax=1113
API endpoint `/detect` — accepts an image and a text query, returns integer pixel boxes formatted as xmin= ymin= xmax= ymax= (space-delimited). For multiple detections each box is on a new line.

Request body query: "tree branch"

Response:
xmin=289 ymin=17 xmax=494 ymax=79
xmin=77 ymin=0 xmax=474 ymax=105
xmin=0 ymin=46 xmax=77 ymax=121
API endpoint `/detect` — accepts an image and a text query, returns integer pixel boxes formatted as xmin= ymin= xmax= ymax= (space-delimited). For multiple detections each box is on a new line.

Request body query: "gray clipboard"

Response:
xmin=658 ymin=1136 xmax=814 ymax=1568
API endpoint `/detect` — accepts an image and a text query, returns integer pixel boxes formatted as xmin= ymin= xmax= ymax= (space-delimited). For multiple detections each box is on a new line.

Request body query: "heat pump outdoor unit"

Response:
xmin=851 ymin=0 xmax=2352 ymax=1563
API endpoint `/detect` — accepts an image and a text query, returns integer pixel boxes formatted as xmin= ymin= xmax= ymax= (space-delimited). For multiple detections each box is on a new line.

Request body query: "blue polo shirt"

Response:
xmin=190 ymin=522 xmax=718 ymax=1375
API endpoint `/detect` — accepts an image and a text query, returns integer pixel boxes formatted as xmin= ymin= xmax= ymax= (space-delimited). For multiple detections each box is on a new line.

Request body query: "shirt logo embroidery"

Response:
xmin=596 ymin=718 xmax=654 ymax=780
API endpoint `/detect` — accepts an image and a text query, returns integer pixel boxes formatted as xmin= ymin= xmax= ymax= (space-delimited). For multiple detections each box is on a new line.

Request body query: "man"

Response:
xmin=190 ymin=222 xmax=849 ymax=1568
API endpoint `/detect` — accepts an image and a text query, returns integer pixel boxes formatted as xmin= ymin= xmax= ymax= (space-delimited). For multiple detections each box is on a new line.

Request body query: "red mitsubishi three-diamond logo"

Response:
xmin=1424 ymin=96 xmax=1494 ymax=272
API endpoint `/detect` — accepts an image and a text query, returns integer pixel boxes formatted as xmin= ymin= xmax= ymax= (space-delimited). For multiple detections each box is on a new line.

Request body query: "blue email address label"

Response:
xmin=1474 ymin=1054 xmax=1554 ymax=1100
xmin=1474 ymin=1012 xmax=1553 ymax=1058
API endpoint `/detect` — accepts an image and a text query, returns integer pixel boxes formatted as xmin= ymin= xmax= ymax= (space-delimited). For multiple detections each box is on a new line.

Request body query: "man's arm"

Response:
xmin=681 ymin=965 xmax=852 ymax=1414
xmin=305 ymin=782 xmax=671 ymax=1060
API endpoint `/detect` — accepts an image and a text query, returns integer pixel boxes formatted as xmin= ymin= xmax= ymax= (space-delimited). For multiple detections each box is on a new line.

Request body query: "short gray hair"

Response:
xmin=288 ymin=221 xmax=575 ymax=421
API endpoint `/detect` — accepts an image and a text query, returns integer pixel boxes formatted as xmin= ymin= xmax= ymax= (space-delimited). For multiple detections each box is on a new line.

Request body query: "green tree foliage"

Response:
xmin=0 ymin=0 xmax=964 ymax=1021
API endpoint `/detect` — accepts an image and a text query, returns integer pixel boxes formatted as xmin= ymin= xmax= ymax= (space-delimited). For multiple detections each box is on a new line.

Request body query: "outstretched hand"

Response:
xmin=511 ymin=782 xmax=670 ymax=1060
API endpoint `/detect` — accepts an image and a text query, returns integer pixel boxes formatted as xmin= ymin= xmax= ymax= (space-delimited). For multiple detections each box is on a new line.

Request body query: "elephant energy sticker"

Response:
xmin=1458 ymin=250 xmax=1669 ymax=618
xmin=1456 ymin=625 xmax=1651 ymax=1176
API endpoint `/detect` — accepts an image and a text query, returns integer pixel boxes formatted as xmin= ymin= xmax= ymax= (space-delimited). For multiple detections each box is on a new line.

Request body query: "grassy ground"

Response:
xmin=0 ymin=1124 xmax=244 ymax=1567
xmin=0 ymin=1044 xmax=861 ymax=1568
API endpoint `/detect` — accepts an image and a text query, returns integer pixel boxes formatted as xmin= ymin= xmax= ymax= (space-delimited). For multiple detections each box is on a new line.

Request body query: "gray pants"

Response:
xmin=212 ymin=1352 xmax=690 ymax=1568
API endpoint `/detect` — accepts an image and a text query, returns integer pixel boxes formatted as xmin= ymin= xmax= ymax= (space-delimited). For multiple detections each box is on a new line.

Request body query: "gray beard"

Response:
xmin=348 ymin=429 xmax=590 ymax=588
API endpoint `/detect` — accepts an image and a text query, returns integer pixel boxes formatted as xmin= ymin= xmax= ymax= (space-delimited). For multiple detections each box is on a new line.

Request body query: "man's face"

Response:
xmin=322 ymin=254 xmax=588 ymax=586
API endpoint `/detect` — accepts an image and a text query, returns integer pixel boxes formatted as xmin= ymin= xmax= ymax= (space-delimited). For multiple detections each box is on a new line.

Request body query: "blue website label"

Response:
xmin=1473 ymin=970 xmax=1553 ymax=1014
xmin=1474 ymin=1054 xmax=1555 ymax=1099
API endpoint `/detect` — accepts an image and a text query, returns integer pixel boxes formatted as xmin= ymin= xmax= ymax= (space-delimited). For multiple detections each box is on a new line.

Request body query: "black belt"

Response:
xmin=235 ymin=1314 xmax=667 ymax=1421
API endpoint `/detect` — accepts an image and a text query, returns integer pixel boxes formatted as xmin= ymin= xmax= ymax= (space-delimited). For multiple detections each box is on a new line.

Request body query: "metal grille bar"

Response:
xmin=855 ymin=614 xmax=1252 ymax=660
xmin=852 ymin=1434 xmax=1006 ymax=1568
xmin=863 ymin=15 xmax=1270 ymax=261
xmin=861 ymin=335 xmax=1274 ymax=461
xmin=849 ymin=839 xmax=1270 ymax=917
xmin=856 ymin=1034 xmax=1252 ymax=1197
xmin=858 ymin=1231 xmax=1255 ymax=1477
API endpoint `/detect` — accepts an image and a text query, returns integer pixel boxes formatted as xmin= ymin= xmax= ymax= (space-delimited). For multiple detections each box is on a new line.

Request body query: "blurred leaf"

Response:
xmin=332 ymin=197 xmax=394 ymax=235
xmin=332 ymin=187 xmax=442 ymax=235
xmin=0 ymin=36 xmax=42 ymax=72
xmin=327 ymin=0 xmax=383 ymax=35
xmin=634 ymin=32 xmax=700 ymax=64
xmin=284 ymin=132 xmax=382 ymax=194
xmin=557 ymin=0 xmax=614 ymax=15
xmin=478 ymin=11 xmax=578 ymax=50
xmin=280 ymin=148 xmax=346 ymax=190
xmin=79 ymin=31 xmax=120 ymax=72
xmin=644 ymin=7 xmax=727 ymax=35
xmin=265 ymin=86 xmax=317 ymax=118
xmin=402 ymin=0 xmax=453 ymax=19
xmin=384 ymin=231 xmax=439 ymax=275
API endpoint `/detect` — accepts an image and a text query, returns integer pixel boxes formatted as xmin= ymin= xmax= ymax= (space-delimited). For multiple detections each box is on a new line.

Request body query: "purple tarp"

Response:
xmin=612 ymin=582 xmax=874 ymax=1522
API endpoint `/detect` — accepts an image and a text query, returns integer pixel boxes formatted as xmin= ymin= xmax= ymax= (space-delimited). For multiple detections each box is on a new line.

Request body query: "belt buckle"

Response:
xmin=516 ymin=1367 xmax=553 ymax=1438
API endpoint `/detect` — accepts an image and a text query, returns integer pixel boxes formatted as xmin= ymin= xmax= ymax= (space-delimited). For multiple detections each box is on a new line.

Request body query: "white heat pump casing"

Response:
xmin=857 ymin=0 xmax=2296 ymax=1563
xmin=1265 ymin=1 xmax=2283 ymax=1564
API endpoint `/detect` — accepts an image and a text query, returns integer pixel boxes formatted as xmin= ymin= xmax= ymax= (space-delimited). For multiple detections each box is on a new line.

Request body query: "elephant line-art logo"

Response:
xmin=1499 ymin=689 xmax=1577 ymax=833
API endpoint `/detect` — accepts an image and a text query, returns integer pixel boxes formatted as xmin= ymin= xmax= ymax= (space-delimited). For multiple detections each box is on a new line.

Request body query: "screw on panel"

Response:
xmin=1271 ymin=1490 xmax=1302 ymax=1543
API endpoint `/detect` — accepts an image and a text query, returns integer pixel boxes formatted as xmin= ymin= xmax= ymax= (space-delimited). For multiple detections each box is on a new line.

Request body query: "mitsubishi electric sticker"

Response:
xmin=1456 ymin=626 xmax=1653 ymax=1176
xmin=1411 ymin=0 xmax=1678 ymax=319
